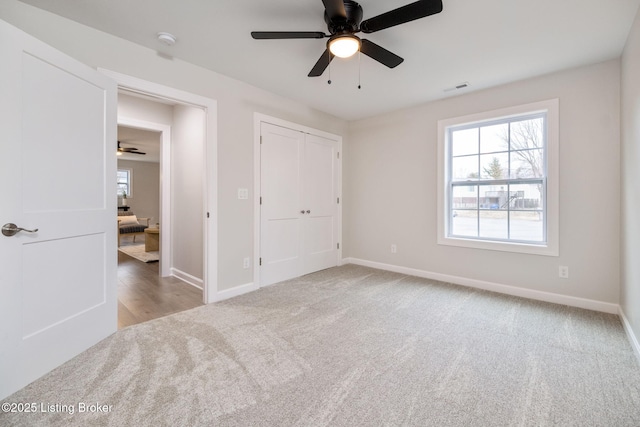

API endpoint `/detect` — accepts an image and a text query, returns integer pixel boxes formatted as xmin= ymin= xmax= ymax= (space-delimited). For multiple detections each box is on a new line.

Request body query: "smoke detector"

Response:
xmin=157 ymin=32 xmax=177 ymax=46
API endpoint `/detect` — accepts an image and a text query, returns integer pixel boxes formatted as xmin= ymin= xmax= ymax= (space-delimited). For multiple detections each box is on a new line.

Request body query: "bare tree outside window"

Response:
xmin=500 ymin=118 xmax=544 ymax=178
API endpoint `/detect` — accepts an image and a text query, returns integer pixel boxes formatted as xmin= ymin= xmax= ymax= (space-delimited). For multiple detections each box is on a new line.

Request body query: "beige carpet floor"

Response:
xmin=1 ymin=265 xmax=639 ymax=426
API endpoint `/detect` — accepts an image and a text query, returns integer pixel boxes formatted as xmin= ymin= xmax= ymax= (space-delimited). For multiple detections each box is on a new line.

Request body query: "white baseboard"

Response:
xmin=342 ymin=257 xmax=619 ymax=314
xmin=619 ymin=307 xmax=640 ymax=364
xmin=212 ymin=282 xmax=258 ymax=303
xmin=170 ymin=268 xmax=203 ymax=290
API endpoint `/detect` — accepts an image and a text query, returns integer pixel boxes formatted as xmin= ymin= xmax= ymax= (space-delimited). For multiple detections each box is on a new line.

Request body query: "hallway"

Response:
xmin=117 ymin=249 xmax=203 ymax=329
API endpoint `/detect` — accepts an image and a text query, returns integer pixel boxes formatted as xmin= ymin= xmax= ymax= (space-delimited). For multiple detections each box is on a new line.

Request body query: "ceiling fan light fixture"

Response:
xmin=328 ymin=34 xmax=361 ymax=58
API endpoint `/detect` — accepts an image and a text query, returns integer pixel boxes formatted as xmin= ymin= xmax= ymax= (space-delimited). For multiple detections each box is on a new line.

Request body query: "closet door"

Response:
xmin=303 ymin=133 xmax=338 ymax=273
xmin=260 ymin=122 xmax=339 ymax=287
xmin=260 ymin=123 xmax=304 ymax=286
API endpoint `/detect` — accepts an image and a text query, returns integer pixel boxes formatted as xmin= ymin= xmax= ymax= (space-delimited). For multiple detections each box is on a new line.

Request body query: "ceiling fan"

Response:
xmin=251 ymin=0 xmax=443 ymax=78
xmin=117 ymin=141 xmax=146 ymax=155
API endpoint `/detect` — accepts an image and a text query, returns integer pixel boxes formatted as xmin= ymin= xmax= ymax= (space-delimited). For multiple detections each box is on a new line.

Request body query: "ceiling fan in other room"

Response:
xmin=251 ymin=0 xmax=443 ymax=78
xmin=117 ymin=141 xmax=146 ymax=156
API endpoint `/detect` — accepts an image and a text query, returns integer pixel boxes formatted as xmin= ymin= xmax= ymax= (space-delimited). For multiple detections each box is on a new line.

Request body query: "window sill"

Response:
xmin=438 ymin=235 xmax=558 ymax=257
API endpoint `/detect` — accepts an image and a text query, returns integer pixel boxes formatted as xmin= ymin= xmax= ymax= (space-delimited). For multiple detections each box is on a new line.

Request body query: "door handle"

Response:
xmin=300 ymin=210 xmax=306 ymax=214
xmin=306 ymin=210 xmax=311 ymax=214
xmin=2 ymin=223 xmax=39 ymax=237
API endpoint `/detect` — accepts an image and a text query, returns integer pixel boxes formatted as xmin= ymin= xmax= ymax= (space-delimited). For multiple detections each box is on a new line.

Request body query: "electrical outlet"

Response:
xmin=391 ymin=244 xmax=397 ymax=254
xmin=243 ymin=257 xmax=251 ymax=269
xmin=559 ymin=265 xmax=569 ymax=279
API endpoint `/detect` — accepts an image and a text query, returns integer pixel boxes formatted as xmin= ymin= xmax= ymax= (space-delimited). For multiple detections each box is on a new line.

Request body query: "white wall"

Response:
xmin=172 ymin=105 xmax=205 ymax=280
xmin=117 ymin=159 xmax=160 ymax=222
xmin=345 ymin=59 xmax=621 ymax=305
xmin=0 ymin=1 xmax=348 ymax=292
xmin=621 ymin=9 xmax=640 ymax=346
xmin=118 ymin=93 xmax=173 ymax=126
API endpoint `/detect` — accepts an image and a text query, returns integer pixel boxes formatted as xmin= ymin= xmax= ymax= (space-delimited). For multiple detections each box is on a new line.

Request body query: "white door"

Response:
xmin=260 ymin=123 xmax=304 ymax=286
xmin=260 ymin=122 xmax=339 ymax=287
xmin=303 ymin=133 xmax=339 ymax=273
xmin=0 ymin=20 xmax=117 ymax=400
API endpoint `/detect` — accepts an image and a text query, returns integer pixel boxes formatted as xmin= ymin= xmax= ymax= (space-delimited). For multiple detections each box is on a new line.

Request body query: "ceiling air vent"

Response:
xmin=444 ymin=82 xmax=469 ymax=92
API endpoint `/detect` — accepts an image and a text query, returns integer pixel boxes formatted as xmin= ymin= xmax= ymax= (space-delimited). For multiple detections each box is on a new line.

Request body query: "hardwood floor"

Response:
xmin=117 ymin=248 xmax=204 ymax=329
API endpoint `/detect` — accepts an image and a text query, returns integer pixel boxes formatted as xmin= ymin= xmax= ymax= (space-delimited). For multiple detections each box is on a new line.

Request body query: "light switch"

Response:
xmin=237 ymin=188 xmax=249 ymax=200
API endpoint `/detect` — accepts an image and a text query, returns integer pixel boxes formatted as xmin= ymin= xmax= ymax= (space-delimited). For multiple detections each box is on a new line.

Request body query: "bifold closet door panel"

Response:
xmin=303 ymin=133 xmax=338 ymax=273
xmin=260 ymin=123 xmax=304 ymax=286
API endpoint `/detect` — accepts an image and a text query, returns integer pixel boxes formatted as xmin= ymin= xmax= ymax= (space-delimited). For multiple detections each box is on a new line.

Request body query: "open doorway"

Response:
xmin=102 ymin=68 xmax=219 ymax=308
xmin=115 ymin=87 xmax=210 ymax=328
xmin=116 ymin=124 xmax=203 ymax=328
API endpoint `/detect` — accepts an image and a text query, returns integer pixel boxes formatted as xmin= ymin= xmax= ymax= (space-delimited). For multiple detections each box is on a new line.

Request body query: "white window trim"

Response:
xmin=437 ymin=99 xmax=559 ymax=256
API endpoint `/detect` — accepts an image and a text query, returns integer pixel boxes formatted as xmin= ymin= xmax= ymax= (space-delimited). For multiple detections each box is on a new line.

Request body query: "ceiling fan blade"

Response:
xmin=129 ymin=151 xmax=146 ymax=155
xmin=251 ymin=31 xmax=326 ymax=39
xmin=360 ymin=0 xmax=443 ymax=33
xmin=322 ymin=0 xmax=347 ymax=22
xmin=360 ymin=39 xmax=404 ymax=68
xmin=308 ymin=49 xmax=335 ymax=77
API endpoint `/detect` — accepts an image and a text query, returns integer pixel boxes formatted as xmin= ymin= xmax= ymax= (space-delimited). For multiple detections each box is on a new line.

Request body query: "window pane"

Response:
xmin=478 ymin=183 xmax=507 ymax=210
xmin=117 ymin=169 xmax=130 ymax=197
xmin=479 ymin=211 xmax=508 ymax=239
xmin=117 ymin=183 xmax=128 ymax=195
xmin=452 ymin=185 xmax=477 ymax=209
xmin=510 ymin=149 xmax=543 ymax=178
xmin=451 ymin=210 xmax=477 ymax=237
xmin=509 ymin=183 xmax=543 ymax=210
xmin=510 ymin=211 xmax=544 ymax=242
xmin=480 ymin=123 xmax=508 ymax=154
xmin=452 ymin=155 xmax=479 ymax=180
xmin=451 ymin=128 xmax=478 ymax=156
xmin=510 ymin=118 xmax=544 ymax=150
xmin=480 ymin=153 xmax=508 ymax=180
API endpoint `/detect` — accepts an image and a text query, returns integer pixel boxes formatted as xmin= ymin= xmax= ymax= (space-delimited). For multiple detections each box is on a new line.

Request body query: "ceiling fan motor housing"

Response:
xmin=324 ymin=0 xmax=363 ymax=34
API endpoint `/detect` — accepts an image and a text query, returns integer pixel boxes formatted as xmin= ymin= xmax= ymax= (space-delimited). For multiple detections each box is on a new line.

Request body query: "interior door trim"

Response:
xmin=99 ymin=69 xmax=219 ymax=304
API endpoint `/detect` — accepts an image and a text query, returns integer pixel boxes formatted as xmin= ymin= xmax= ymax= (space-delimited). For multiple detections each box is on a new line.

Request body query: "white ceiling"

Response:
xmin=20 ymin=0 xmax=640 ymax=121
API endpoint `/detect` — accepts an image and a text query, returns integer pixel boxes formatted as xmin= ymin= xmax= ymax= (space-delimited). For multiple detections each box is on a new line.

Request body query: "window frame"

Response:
xmin=437 ymin=99 xmax=559 ymax=256
xmin=117 ymin=168 xmax=133 ymax=198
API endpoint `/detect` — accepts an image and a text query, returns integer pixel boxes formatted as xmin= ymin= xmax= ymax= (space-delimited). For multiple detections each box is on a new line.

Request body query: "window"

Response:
xmin=437 ymin=99 xmax=559 ymax=256
xmin=117 ymin=168 xmax=132 ymax=197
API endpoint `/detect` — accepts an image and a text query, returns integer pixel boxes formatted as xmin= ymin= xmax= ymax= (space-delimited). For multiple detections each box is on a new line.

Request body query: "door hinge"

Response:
xmin=260 ymin=136 xmax=263 ymax=144
xmin=259 ymin=257 xmax=262 ymax=266
xmin=337 ymin=197 xmax=340 ymax=204
xmin=207 ymin=212 xmax=210 ymax=218
xmin=337 ymin=152 xmax=340 ymax=159
xmin=260 ymin=196 xmax=262 ymax=205
xmin=337 ymin=243 xmax=340 ymax=249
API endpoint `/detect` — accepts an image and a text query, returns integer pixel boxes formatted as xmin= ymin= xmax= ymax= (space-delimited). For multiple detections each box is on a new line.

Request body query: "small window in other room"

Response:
xmin=437 ymin=99 xmax=559 ymax=256
xmin=117 ymin=168 xmax=132 ymax=198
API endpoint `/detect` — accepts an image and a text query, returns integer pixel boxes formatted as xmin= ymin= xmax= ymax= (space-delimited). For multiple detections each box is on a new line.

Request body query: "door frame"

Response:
xmin=253 ymin=113 xmax=343 ymax=288
xmin=102 ymin=69 xmax=218 ymax=304
xmin=118 ymin=116 xmax=172 ymax=277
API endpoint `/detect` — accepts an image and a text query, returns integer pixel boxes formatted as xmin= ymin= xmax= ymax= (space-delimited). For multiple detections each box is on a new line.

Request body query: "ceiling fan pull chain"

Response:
xmin=328 ymin=60 xmax=332 ymax=84
xmin=358 ymin=50 xmax=362 ymax=89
